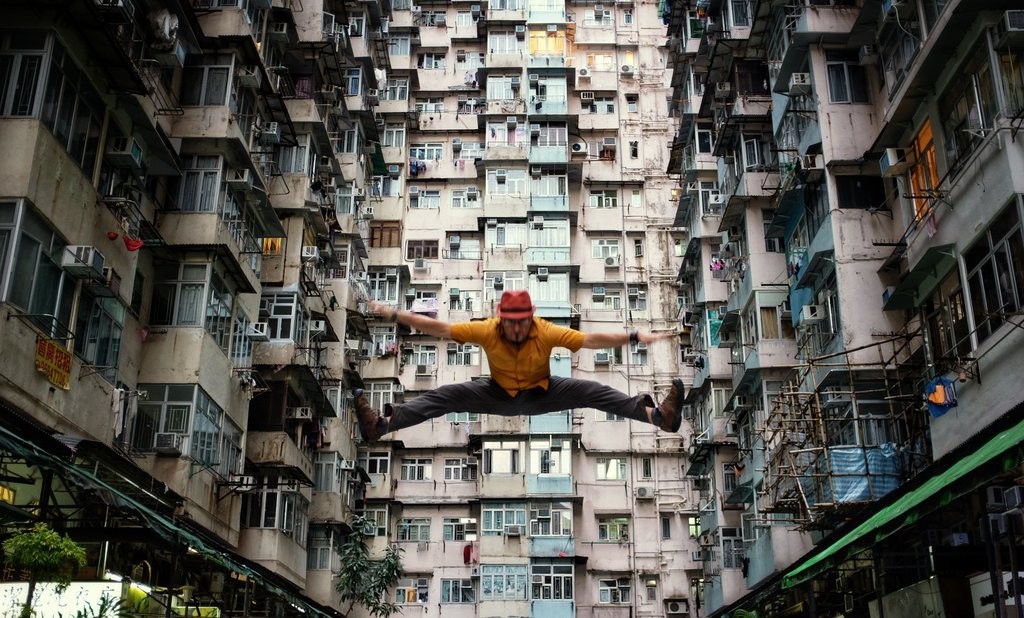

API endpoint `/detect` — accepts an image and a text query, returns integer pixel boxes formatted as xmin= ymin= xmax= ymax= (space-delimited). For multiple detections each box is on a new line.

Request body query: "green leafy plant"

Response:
xmin=3 ymin=523 xmax=87 ymax=618
xmin=59 ymin=594 xmax=134 ymax=618
xmin=334 ymin=516 xmax=404 ymax=617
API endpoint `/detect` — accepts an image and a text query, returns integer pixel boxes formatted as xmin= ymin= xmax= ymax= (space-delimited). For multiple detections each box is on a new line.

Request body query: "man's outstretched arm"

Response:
xmin=367 ymin=300 xmax=453 ymax=339
xmin=579 ymin=329 xmax=678 ymax=350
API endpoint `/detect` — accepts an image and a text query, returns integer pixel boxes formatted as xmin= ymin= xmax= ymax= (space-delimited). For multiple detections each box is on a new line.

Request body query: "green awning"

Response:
xmin=725 ymin=480 xmax=755 ymax=505
xmin=783 ymin=411 xmax=1024 ymax=589
xmin=881 ymin=244 xmax=957 ymax=311
xmin=371 ymin=142 xmax=388 ymax=176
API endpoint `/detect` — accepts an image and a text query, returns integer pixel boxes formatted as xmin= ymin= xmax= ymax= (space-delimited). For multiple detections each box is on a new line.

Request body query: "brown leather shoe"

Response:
xmin=353 ymin=389 xmax=386 ymax=441
xmin=656 ymin=379 xmax=685 ymax=432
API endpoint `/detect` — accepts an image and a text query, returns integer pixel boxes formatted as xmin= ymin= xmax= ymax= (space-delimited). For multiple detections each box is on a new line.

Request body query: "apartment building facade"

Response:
xmin=667 ymin=0 xmax=1024 ymax=616
xmin=0 ymin=0 xmax=700 ymax=616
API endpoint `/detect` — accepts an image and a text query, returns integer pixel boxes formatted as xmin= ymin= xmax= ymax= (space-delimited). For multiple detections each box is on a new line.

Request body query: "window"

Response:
xmin=314 ymin=452 xmax=349 ymax=493
xmin=444 ymin=457 xmax=479 ymax=480
xmin=590 ymin=190 xmax=618 ymax=208
xmin=589 ymin=97 xmax=615 ymax=114
xmin=481 ymin=564 xmax=528 ymax=600
xmin=586 ymin=8 xmax=613 ymax=25
xmin=409 ymin=143 xmax=444 ymax=161
xmin=406 ymin=240 xmax=440 ymax=260
xmin=661 ymin=515 xmax=671 ymax=539
xmin=623 ymin=8 xmax=634 ymax=25
xmin=596 ymin=458 xmax=627 ymax=480
xmin=487 ymin=75 xmax=518 ymax=100
xmin=358 ymin=451 xmax=391 ymax=475
xmin=940 ymin=45 xmax=997 ymax=176
xmin=641 ymin=457 xmax=654 ymax=479
xmin=417 ymin=53 xmax=446 ymax=70
xmin=488 ymin=31 xmax=521 ymax=54
xmin=531 ymin=562 xmax=574 ymax=599
xmin=629 ymin=140 xmax=639 ymax=159
xmin=924 ymin=269 xmax=971 ymax=359
xmin=307 ymin=526 xmax=339 ymax=571
xmin=182 ymin=54 xmax=232 ymax=106
xmin=629 ymin=341 xmax=648 ymax=365
xmin=388 ymin=35 xmax=411 ymax=56
xmin=176 ymin=155 xmax=222 ymax=212
xmin=825 ymin=51 xmax=869 ymax=104
xmin=370 ymin=222 xmax=402 ymax=248
xmin=965 ymin=201 xmax=1024 ymax=343
xmin=486 ymin=169 xmax=528 ymax=194
xmin=535 ymin=124 xmax=568 ymax=147
xmin=530 ymin=439 xmax=571 ymax=475
xmin=382 ymin=124 xmax=406 ymax=148
xmin=151 ymin=262 xmax=212 ymax=327
xmin=395 ymin=578 xmax=429 ymax=604
xmin=599 ymin=578 xmax=632 ymax=603
xmin=483 ymin=440 xmax=522 ymax=474
xmin=398 ymin=518 xmax=431 ymax=541
xmin=626 ymin=94 xmax=638 ymax=112
xmin=529 ymin=503 xmax=572 ymax=536
xmin=241 ymin=477 xmax=309 ymax=543
xmin=443 ymin=517 xmax=478 ymax=540
xmin=362 ymin=504 xmax=389 ymax=536
xmin=834 ymin=176 xmax=887 ymax=211
xmin=446 ymin=411 xmax=480 ymax=423
xmin=382 ymin=78 xmax=409 ymax=101
xmin=349 ymin=12 xmax=366 ymax=36
xmin=276 ymin=133 xmax=311 ymax=174
xmin=481 ymin=502 xmax=527 ymax=536
xmin=591 ymin=239 xmax=620 ymax=259
xmin=598 ymin=516 xmax=629 ymax=542
xmin=722 ymin=530 xmax=745 ymax=568
xmin=441 ymin=578 xmax=476 ymax=603
xmin=415 ymin=190 xmax=441 ymax=209
xmin=696 ymin=125 xmax=714 ymax=154
xmin=447 ymin=343 xmax=480 ymax=366
xmin=401 ymin=458 xmax=433 ymax=481
xmin=261 ymin=293 xmax=304 ymax=341
xmin=730 ymin=0 xmax=752 ymax=27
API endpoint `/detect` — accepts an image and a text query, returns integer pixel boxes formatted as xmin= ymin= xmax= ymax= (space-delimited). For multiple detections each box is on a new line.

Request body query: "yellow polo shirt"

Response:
xmin=450 ymin=317 xmax=585 ymax=396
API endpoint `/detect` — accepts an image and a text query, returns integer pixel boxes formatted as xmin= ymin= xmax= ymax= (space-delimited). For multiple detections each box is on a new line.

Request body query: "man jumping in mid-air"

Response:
xmin=354 ymin=290 xmax=686 ymax=441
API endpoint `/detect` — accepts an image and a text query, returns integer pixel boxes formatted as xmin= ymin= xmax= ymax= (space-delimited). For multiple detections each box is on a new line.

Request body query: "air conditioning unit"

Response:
xmin=154 ymin=432 xmax=184 ymax=456
xmin=996 ymin=10 xmax=1024 ymax=47
xmin=409 ymin=186 xmax=421 ymax=196
xmin=286 ymin=406 xmax=314 ymax=420
xmin=636 ymin=486 xmax=654 ymax=500
xmin=505 ymin=525 xmax=523 ymax=536
xmin=546 ymin=24 xmax=557 ymax=32
xmin=486 ymin=218 xmax=499 ymax=227
xmin=388 ymin=163 xmax=402 ymax=177
xmin=578 ymin=67 xmax=591 ymax=79
xmin=708 ymin=193 xmax=726 ymax=206
xmin=515 ymin=25 xmax=527 ymax=38
xmin=415 ymin=364 xmax=432 ymax=376
xmin=537 ymin=267 xmax=549 ymax=280
xmin=635 ymin=341 xmax=648 ymax=351
xmin=405 ymin=287 xmax=417 ymax=298
xmin=603 ymin=137 xmax=617 ymax=149
xmin=309 ymin=320 xmax=327 ymax=336
xmin=320 ymin=85 xmax=338 ymax=102
xmin=604 ymin=255 xmax=620 ymax=267
xmin=506 ymin=116 xmax=518 ymax=126
xmin=733 ymin=395 xmax=752 ymax=410
xmin=316 ymin=156 xmax=334 ymax=175
xmin=228 ymin=474 xmax=258 ymax=490
xmin=248 ymin=322 xmax=270 ymax=341
xmin=714 ymin=81 xmax=732 ymax=99
xmin=237 ymin=65 xmax=262 ymax=88
xmin=779 ymin=298 xmax=792 ymax=317
xmin=666 ymin=599 xmax=690 ymax=615
xmin=62 ymin=245 xmax=105 ymax=279
xmin=529 ymin=73 xmax=539 ymax=83
xmin=789 ymin=72 xmax=812 ymax=96
xmin=365 ymin=88 xmax=380 ymax=104
xmin=879 ymin=147 xmax=912 ymax=177
xmin=466 ymin=186 xmax=479 ymax=200
xmin=452 ymin=138 xmax=463 ymax=151
xmin=471 ymin=4 xmax=482 ymax=16
xmin=802 ymin=154 xmax=825 ymax=182
xmin=594 ymin=351 xmax=611 ymax=365
xmin=530 ymin=165 xmax=542 ymax=177
xmin=531 ymin=215 xmax=545 ymax=227
xmin=449 ymin=235 xmax=461 ymax=248
xmin=260 ymin=122 xmax=281 ymax=145
xmin=571 ymin=142 xmax=587 ymax=155
xmin=106 ymin=136 xmax=144 ymax=170
xmin=627 ymin=287 xmax=639 ymax=297
xmin=492 ymin=275 xmax=504 ymax=289
xmin=800 ymin=304 xmax=824 ymax=324
xmin=226 ymin=168 xmax=253 ymax=190
xmin=858 ymin=44 xmax=879 ymax=65
xmin=413 ymin=258 xmax=428 ymax=270
xmin=530 ymin=123 xmax=541 ymax=137
xmin=470 ymin=566 xmax=480 ymax=577
xmin=337 ymin=460 xmax=356 ymax=471
xmin=594 ymin=4 xmax=605 ymax=11
xmin=97 ymin=267 xmax=121 ymax=297
xmin=511 ymin=76 xmax=521 ymax=89
xmin=302 ymin=246 xmax=320 ymax=261
xmin=385 ymin=267 xmax=399 ymax=280
xmin=449 ymin=287 xmax=461 ymax=297
xmin=94 ymin=0 xmax=135 ymax=24
xmin=620 ymin=64 xmax=634 ymax=76
xmin=495 ymin=169 xmax=508 ymax=183
xmin=1006 ymin=486 xmax=1024 ymax=510
xmin=362 ymin=206 xmax=376 ymax=219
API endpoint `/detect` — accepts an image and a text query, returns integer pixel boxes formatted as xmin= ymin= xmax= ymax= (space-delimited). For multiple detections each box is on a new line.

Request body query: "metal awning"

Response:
xmin=881 ymin=244 xmax=957 ymax=311
xmin=725 ymin=480 xmax=755 ymax=505
xmin=783 ymin=400 xmax=1024 ymax=589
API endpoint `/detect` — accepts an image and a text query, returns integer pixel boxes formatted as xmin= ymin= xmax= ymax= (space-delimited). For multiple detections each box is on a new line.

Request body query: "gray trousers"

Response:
xmin=385 ymin=376 xmax=655 ymax=433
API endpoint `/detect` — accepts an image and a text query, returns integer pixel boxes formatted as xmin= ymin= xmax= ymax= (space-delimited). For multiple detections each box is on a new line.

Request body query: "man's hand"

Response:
xmin=367 ymin=300 xmax=397 ymax=320
xmin=637 ymin=330 xmax=680 ymax=344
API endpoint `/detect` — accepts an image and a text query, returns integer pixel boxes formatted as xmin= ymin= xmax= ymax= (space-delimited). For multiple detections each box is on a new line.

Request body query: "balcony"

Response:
xmin=245 ymin=431 xmax=315 ymax=482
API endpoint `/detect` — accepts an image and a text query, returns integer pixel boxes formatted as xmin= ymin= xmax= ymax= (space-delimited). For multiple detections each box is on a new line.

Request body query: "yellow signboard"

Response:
xmin=35 ymin=337 xmax=72 ymax=390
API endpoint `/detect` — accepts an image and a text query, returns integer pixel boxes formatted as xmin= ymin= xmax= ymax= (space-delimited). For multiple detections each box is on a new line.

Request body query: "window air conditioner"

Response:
xmin=486 ymin=218 xmax=499 ymax=227
xmin=106 ymin=136 xmax=144 ymax=170
xmin=260 ymin=122 xmax=281 ymax=145
xmin=592 ymin=286 xmax=606 ymax=300
xmin=515 ymin=25 xmax=526 ymax=37
xmin=594 ymin=351 xmax=611 ymax=365
xmin=414 ymin=258 xmax=428 ymax=270
xmin=415 ymin=364 xmax=432 ymax=376
xmin=452 ymin=138 xmax=463 ymax=151
xmin=466 ymin=186 xmax=479 ymax=200
xmin=286 ymin=406 xmax=314 ymax=420
xmin=603 ymin=137 xmax=617 ymax=149
xmin=449 ymin=287 xmax=461 ymax=297
xmin=385 ymin=267 xmax=399 ymax=279
xmin=635 ymin=341 xmax=648 ymax=351
xmin=531 ymin=215 xmax=544 ymax=227
xmin=604 ymin=255 xmax=620 ymax=267
xmin=858 ymin=44 xmax=879 ymax=65
xmin=154 ymin=432 xmax=184 ymax=456
xmin=666 ymin=599 xmax=690 ymax=615
xmin=530 ymin=123 xmax=541 ymax=136
xmin=505 ymin=525 xmax=523 ymax=536
xmin=529 ymin=73 xmax=539 ymax=83
xmin=492 ymin=275 xmax=504 ymax=288
xmin=388 ymin=164 xmax=402 ymax=177
xmin=996 ymin=10 xmax=1024 ymax=47
xmin=339 ymin=460 xmax=357 ymax=471
xmin=537 ymin=267 xmax=549 ymax=280
xmin=800 ymin=304 xmax=824 ymax=324
xmin=495 ymin=169 xmax=508 ymax=183
xmin=714 ymin=81 xmax=732 ymax=99
xmin=269 ymin=22 xmax=289 ymax=39
xmin=506 ymin=116 xmax=518 ymax=126
xmin=627 ymin=287 xmax=639 ymax=297
xmin=62 ymin=245 xmax=105 ymax=279
xmin=237 ymin=65 xmax=262 ymax=88
xmin=309 ymin=320 xmax=327 ymax=336
xmin=733 ymin=395 xmax=752 ymax=409
xmin=449 ymin=235 xmax=461 ymax=248
xmin=248 ymin=322 xmax=270 ymax=341
xmin=362 ymin=206 xmax=376 ymax=219
xmin=227 ymin=168 xmax=253 ymax=190
xmin=708 ymin=193 xmax=726 ymax=206
xmin=302 ymin=246 xmax=320 ymax=261
xmin=879 ymin=147 xmax=912 ymax=177
xmin=530 ymin=164 xmax=542 ymax=177
xmin=788 ymin=72 xmax=812 ymax=96
xmin=409 ymin=186 xmax=421 ymax=196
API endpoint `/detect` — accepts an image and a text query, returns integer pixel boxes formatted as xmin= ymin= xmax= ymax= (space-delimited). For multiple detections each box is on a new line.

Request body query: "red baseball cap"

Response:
xmin=496 ymin=290 xmax=536 ymax=319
